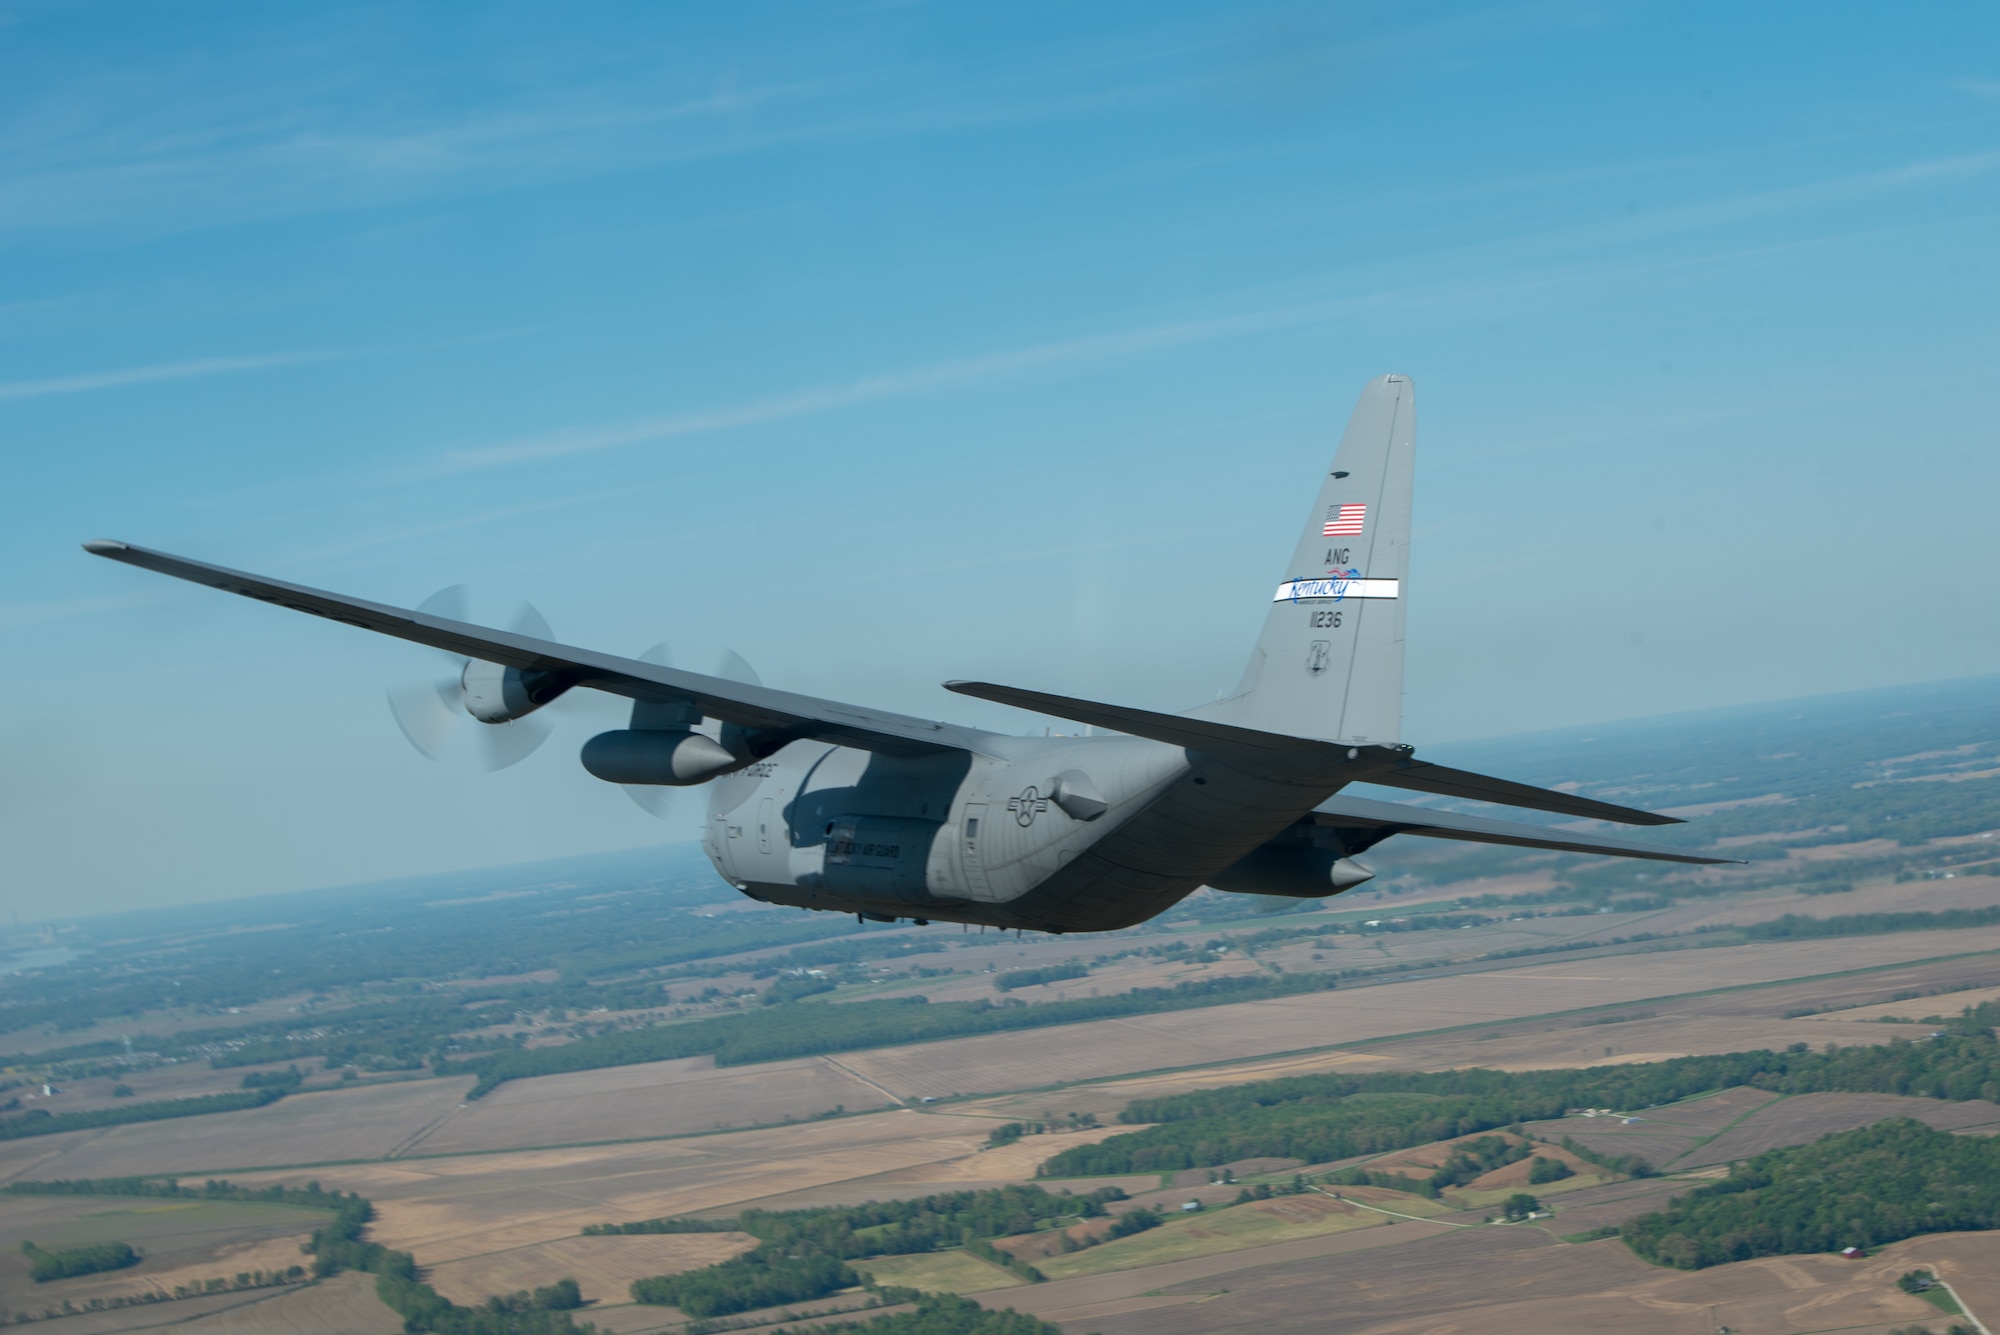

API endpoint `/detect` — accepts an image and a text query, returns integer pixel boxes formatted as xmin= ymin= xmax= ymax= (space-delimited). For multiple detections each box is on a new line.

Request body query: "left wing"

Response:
xmin=84 ymin=541 xmax=980 ymax=758
xmin=1309 ymin=792 xmax=1733 ymax=865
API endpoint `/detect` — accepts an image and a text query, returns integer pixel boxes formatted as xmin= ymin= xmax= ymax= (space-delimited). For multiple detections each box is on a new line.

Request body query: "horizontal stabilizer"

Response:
xmin=1359 ymin=757 xmax=1679 ymax=826
xmin=946 ymin=679 xmax=1678 ymax=825
xmin=1310 ymin=794 xmax=1730 ymax=865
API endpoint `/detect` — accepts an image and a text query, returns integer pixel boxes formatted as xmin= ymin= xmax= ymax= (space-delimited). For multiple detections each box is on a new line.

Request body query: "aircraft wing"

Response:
xmin=1308 ymin=793 xmax=1733 ymax=865
xmin=945 ymin=679 xmax=1678 ymax=826
xmin=84 ymin=541 xmax=980 ymax=758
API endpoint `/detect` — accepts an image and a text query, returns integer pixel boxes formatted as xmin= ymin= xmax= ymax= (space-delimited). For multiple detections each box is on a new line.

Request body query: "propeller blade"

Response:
xmin=476 ymin=714 xmax=553 ymax=771
xmin=509 ymin=600 xmax=554 ymax=642
xmin=716 ymin=649 xmax=761 ymax=686
xmin=417 ymin=584 xmax=471 ymax=622
xmin=620 ymin=642 xmax=678 ymax=816
xmin=386 ymin=677 xmax=464 ymax=761
xmin=623 ymin=785 xmax=674 ymax=817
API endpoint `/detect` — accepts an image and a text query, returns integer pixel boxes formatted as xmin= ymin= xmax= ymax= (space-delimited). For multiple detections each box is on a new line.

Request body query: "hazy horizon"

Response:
xmin=10 ymin=667 xmax=1996 ymax=929
xmin=5 ymin=2 xmax=1998 ymax=915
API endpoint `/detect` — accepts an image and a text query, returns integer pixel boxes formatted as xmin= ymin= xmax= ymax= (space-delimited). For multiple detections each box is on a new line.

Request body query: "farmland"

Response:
xmin=0 ymin=1193 xmax=334 ymax=1329
xmin=998 ymin=1226 xmax=2000 ymax=1335
xmin=4 ymin=677 xmax=2000 ymax=1330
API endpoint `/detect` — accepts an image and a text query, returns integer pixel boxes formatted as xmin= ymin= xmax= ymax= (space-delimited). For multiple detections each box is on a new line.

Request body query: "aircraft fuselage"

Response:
xmin=702 ymin=734 xmax=1343 ymax=932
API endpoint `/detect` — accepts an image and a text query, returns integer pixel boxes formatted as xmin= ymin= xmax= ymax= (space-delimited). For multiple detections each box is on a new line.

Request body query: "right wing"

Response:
xmin=84 ymin=541 xmax=981 ymax=758
xmin=1309 ymin=793 xmax=1732 ymax=864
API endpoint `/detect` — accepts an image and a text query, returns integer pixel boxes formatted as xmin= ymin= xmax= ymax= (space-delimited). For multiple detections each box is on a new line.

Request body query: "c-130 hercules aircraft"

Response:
xmin=87 ymin=376 xmax=1725 ymax=934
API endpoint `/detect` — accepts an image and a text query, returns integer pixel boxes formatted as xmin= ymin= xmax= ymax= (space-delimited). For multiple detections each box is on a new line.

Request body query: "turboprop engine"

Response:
xmin=382 ymin=588 xmax=578 ymax=770
xmin=580 ymin=729 xmax=742 ymax=786
xmin=460 ymin=660 xmax=572 ymax=723
xmin=1206 ymin=844 xmax=1375 ymax=899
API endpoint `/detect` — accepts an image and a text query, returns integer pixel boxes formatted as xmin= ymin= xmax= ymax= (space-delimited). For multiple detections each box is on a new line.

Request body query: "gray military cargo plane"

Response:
xmin=85 ymin=375 xmax=1725 ymax=934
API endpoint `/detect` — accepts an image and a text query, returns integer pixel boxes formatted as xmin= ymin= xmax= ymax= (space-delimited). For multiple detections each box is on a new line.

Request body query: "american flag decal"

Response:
xmin=1322 ymin=503 xmax=1366 ymax=537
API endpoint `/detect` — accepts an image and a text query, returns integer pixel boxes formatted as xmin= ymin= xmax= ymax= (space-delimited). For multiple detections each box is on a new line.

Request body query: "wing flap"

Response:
xmin=85 ymin=541 xmax=974 ymax=757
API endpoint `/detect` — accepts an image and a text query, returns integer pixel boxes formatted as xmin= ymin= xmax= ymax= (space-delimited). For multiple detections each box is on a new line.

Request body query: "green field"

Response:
xmin=851 ymin=1250 xmax=1023 ymax=1293
xmin=1034 ymin=1200 xmax=1393 ymax=1279
xmin=1445 ymin=1172 xmax=1611 ymax=1212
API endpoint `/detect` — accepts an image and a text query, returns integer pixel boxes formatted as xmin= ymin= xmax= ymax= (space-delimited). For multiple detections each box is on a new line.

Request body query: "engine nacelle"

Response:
xmin=461 ymin=659 xmax=569 ymax=723
xmin=1207 ymin=845 xmax=1374 ymax=899
xmin=581 ymin=729 xmax=741 ymax=786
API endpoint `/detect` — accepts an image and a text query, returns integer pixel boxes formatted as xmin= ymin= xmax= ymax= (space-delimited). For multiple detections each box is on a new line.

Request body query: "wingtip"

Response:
xmin=83 ymin=539 xmax=129 ymax=556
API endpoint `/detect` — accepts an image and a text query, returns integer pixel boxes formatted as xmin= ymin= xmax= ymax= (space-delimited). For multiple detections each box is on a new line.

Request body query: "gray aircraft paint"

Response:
xmin=82 ymin=376 xmax=1731 ymax=936
xmin=1194 ymin=374 xmax=1412 ymax=744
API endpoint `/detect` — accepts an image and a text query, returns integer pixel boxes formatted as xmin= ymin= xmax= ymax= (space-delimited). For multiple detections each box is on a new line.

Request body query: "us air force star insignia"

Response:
xmin=1008 ymin=787 xmax=1049 ymax=827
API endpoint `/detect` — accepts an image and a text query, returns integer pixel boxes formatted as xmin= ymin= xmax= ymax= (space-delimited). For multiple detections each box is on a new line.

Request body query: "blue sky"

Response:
xmin=5 ymin=1 xmax=1998 ymax=915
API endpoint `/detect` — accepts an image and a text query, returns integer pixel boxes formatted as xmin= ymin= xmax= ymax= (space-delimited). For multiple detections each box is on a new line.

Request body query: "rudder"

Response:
xmin=1193 ymin=374 xmax=1414 ymax=744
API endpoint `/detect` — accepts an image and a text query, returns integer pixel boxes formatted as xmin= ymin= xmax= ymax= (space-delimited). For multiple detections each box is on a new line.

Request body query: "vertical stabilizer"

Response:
xmin=1193 ymin=375 xmax=1414 ymax=744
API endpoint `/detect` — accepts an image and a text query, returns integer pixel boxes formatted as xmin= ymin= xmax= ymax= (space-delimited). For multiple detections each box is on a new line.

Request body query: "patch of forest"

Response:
xmin=1040 ymin=1001 xmax=2000 ymax=1175
xmin=1623 ymin=1117 xmax=2000 ymax=1268
xmin=598 ymin=1185 xmax=1124 ymax=1317
xmin=21 ymin=1240 xmax=140 ymax=1282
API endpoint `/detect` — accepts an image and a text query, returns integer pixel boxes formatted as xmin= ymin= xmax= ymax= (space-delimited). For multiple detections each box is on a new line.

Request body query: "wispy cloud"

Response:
xmin=1610 ymin=149 xmax=2000 ymax=240
xmin=1945 ymin=77 xmax=2000 ymax=101
xmin=0 ymin=350 xmax=337 ymax=402
xmin=0 ymin=54 xmax=1202 ymax=237
xmin=437 ymin=304 xmax=1338 ymax=473
xmin=433 ymin=137 xmax=1997 ymax=482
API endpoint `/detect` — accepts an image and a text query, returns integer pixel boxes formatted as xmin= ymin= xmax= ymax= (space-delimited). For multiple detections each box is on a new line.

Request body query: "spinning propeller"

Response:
xmin=384 ymin=586 xmax=562 ymax=771
xmin=383 ymin=587 xmax=762 ymax=803
xmin=616 ymin=644 xmax=762 ymax=818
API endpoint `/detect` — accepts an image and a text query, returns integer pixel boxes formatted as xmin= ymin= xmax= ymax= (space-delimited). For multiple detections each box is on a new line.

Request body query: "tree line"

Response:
xmin=0 ymin=1086 xmax=291 ymax=1143
xmin=994 ymin=963 xmax=1088 ymax=992
xmin=770 ymin=1292 xmax=1066 ymax=1335
xmin=1741 ymin=907 xmax=2000 ymax=942
xmin=1041 ymin=1004 xmax=2000 ymax=1176
xmin=458 ymin=973 xmax=1337 ymax=1097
